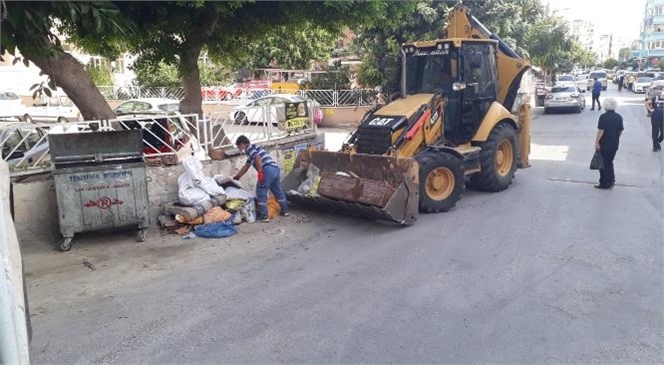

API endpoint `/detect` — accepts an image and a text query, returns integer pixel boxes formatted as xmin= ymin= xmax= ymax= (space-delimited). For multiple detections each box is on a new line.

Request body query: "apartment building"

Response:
xmin=639 ymin=0 xmax=664 ymax=58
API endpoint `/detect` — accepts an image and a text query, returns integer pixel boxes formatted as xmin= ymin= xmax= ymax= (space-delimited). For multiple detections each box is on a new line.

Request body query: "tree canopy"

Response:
xmin=350 ymin=0 xmax=592 ymax=87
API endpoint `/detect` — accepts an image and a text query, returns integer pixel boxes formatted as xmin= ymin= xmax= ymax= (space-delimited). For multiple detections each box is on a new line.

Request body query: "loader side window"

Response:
xmin=461 ymin=44 xmax=498 ymax=100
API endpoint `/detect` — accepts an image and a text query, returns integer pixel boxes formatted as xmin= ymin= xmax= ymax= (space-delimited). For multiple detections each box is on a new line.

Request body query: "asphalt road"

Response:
xmin=30 ymin=86 xmax=663 ymax=364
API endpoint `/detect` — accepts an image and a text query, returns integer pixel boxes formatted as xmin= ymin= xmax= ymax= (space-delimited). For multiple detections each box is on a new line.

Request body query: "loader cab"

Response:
xmin=403 ymin=40 xmax=499 ymax=144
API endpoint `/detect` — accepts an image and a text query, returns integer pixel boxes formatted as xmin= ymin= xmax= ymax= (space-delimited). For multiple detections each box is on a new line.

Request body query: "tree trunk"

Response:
xmin=179 ymin=46 xmax=205 ymax=117
xmin=178 ymin=9 xmax=220 ymax=118
xmin=24 ymin=46 xmax=115 ymax=121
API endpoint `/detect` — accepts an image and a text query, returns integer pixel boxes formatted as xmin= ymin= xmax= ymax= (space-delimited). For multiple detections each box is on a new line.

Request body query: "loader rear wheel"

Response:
xmin=470 ymin=122 xmax=518 ymax=192
xmin=416 ymin=152 xmax=464 ymax=213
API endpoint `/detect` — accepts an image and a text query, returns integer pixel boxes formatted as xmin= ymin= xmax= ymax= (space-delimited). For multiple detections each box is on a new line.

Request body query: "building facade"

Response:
xmin=638 ymin=0 xmax=664 ymax=59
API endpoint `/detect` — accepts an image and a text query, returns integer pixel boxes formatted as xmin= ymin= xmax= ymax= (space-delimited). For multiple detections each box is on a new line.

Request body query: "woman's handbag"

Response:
xmin=590 ymin=151 xmax=604 ymax=170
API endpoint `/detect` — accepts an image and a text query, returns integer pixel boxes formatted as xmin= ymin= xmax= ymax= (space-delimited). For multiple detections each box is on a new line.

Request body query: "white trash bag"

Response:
xmin=178 ymin=156 xmax=226 ymax=206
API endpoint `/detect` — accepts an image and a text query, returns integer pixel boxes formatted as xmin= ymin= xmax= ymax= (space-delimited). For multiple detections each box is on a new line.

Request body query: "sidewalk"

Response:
xmin=22 ymin=209 xmax=324 ymax=319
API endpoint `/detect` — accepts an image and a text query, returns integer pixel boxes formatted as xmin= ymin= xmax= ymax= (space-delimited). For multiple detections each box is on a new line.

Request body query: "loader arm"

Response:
xmin=445 ymin=5 xmax=531 ymax=111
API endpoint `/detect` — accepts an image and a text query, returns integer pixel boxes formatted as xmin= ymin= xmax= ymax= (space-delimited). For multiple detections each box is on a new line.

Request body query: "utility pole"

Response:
xmin=609 ymin=34 xmax=613 ymax=61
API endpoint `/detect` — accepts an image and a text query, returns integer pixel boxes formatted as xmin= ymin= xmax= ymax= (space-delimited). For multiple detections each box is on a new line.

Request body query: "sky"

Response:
xmin=544 ymin=0 xmax=646 ymax=40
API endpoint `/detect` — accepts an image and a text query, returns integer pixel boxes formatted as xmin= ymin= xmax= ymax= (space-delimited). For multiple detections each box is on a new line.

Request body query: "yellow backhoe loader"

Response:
xmin=283 ymin=5 xmax=532 ymax=225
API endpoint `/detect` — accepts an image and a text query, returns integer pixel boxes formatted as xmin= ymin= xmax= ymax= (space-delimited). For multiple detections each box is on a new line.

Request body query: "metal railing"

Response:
xmin=97 ymin=85 xmax=376 ymax=107
xmin=3 ymin=105 xmax=316 ymax=177
xmin=208 ymin=101 xmax=318 ymax=149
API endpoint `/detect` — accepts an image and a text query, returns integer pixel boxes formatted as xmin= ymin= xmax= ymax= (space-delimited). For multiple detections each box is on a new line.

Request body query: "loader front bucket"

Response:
xmin=282 ymin=150 xmax=419 ymax=225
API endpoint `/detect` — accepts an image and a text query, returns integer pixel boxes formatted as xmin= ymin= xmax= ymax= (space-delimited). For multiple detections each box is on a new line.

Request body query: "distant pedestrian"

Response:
xmin=232 ymin=135 xmax=289 ymax=222
xmin=590 ymin=77 xmax=602 ymax=111
xmin=618 ymin=74 xmax=624 ymax=92
xmin=594 ymin=97 xmax=624 ymax=189
xmin=626 ymin=74 xmax=636 ymax=92
xmin=645 ymin=89 xmax=664 ymax=151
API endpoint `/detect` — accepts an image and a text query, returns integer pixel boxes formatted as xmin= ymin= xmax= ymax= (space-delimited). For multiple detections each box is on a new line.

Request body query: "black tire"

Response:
xmin=22 ymin=114 xmax=33 ymax=123
xmin=234 ymin=112 xmax=247 ymax=125
xmin=57 ymin=117 xmax=68 ymax=123
xmin=415 ymin=151 xmax=465 ymax=213
xmin=576 ymin=105 xmax=582 ymax=113
xmin=602 ymin=86 xmax=607 ymax=91
xmin=469 ymin=122 xmax=518 ymax=192
xmin=543 ymin=108 xmax=549 ymax=114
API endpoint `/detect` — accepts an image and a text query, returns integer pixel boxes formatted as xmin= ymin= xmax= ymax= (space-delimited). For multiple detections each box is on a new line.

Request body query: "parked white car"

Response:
xmin=230 ymin=94 xmax=322 ymax=125
xmin=113 ymin=98 xmax=181 ymax=116
xmin=0 ymin=91 xmax=28 ymax=122
xmin=24 ymin=95 xmax=83 ymax=124
xmin=633 ymin=77 xmax=653 ymax=94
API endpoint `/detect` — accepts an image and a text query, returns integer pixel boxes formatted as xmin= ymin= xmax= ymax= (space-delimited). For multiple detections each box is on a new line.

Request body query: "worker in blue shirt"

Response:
xmin=590 ymin=77 xmax=602 ymax=111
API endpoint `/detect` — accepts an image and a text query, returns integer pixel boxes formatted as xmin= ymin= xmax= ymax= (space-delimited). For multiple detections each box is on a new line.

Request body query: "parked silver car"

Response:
xmin=544 ymin=85 xmax=586 ymax=114
xmin=0 ymin=122 xmax=50 ymax=169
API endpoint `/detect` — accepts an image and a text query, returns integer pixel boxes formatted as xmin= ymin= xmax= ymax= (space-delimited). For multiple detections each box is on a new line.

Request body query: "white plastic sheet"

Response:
xmin=178 ymin=156 xmax=226 ymax=206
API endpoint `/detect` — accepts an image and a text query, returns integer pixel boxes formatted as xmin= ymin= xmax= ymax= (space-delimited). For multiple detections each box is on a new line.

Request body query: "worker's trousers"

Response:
xmin=255 ymin=164 xmax=288 ymax=219
xmin=652 ymin=118 xmax=664 ymax=150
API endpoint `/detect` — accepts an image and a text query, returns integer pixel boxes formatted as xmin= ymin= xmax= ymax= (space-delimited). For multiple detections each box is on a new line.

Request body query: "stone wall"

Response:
xmin=12 ymin=133 xmax=322 ymax=246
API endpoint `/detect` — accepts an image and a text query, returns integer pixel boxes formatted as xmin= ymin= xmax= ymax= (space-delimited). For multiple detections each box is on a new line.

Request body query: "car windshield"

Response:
xmin=405 ymin=45 xmax=459 ymax=94
xmin=157 ymin=103 xmax=180 ymax=112
xmin=558 ymin=76 xmax=574 ymax=81
xmin=590 ymin=72 xmax=607 ymax=78
xmin=0 ymin=92 xmax=20 ymax=101
xmin=551 ymin=86 xmax=576 ymax=93
xmin=637 ymin=77 xmax=653 ymax=83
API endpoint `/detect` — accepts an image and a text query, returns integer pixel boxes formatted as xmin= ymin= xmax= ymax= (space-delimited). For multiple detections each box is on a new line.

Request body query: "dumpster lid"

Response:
xmin=48 ymin=130 xmax=144 ymax=165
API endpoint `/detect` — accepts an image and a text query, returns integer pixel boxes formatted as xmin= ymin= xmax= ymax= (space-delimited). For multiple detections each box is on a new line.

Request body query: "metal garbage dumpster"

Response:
xmin=48 ymin=130 xmax=150 ymax=251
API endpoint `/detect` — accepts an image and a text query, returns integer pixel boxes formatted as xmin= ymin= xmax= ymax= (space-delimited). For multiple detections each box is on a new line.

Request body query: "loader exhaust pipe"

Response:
xmin=401 ymin=48 xmax=407 ymax=98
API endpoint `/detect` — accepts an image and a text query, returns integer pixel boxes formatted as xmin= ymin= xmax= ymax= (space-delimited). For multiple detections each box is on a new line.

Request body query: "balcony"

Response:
xmin=652 ymin=14 xmax=664 ymax=25
xmin=647 ymin=48 xmax=664 ymax=57
xmin=646 ymin=32 xmax=664 ymax=41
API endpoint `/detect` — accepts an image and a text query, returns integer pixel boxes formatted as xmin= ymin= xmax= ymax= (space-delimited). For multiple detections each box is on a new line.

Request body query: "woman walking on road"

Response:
xmin=594 ymin=98 xmax=624 ymax=189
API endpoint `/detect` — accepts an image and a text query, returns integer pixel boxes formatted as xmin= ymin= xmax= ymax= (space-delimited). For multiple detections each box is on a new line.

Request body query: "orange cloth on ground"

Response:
xmin=175 ymin=206 xmax=231 ymax=225
xmin=203 ymin=206 xmax=232 ymax=224
xmin=267 ymin=196 xmax=281 ymax=219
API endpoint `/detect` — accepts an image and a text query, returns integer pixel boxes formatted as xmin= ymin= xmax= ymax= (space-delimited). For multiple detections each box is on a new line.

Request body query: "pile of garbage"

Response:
xmin=287 ymin=163 xmax=321 ymax=197
xmin=158 ymin=157 xmax=280 ymax=239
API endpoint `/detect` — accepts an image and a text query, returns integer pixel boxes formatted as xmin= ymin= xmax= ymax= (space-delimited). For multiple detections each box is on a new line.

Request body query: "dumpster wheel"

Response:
xmin=60 ymin=238 xmax=72 ymax=251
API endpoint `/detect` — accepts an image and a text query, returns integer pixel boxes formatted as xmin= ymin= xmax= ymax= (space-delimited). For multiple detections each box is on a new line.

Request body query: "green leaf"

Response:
xmin=29 ymin=83 xmax=40 ymax=91
xmin=32 ymin=91 xmax=39 ymax=100
xmin=12 ymin=57 xmax=20 ymax=66
xmin=43 ymin=88 xmax=52 ymax=97
xmin=23 ymin=58 xmax=29 ymax=67
xmin=48 ymin=78 xmax=57 ymax=90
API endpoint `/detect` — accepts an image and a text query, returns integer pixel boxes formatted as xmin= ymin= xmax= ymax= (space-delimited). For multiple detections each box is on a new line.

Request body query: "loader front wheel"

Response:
xmin=470 ymin=122 xmax=517 ymax=192
xmin=416 ymin=152 xmax=464 ymax=213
